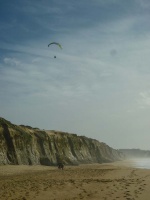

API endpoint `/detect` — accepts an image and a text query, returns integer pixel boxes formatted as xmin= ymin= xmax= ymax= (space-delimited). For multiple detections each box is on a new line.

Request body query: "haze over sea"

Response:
xmin=116 ymin=158 xmax=150 ymax=169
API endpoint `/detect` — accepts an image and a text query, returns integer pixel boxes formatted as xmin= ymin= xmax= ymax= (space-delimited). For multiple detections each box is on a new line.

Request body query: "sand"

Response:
xmin=0 ymin=161 xmax=150 ymax=200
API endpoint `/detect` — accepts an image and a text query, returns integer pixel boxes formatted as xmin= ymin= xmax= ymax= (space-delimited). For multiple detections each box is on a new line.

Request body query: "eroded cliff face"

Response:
xmin=0 ymin=117 xmax=124 ymax=165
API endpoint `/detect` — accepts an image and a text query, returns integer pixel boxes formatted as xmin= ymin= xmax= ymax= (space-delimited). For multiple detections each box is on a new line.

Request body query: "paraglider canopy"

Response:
xmin=48 ymin=42 xmax=62 ymax=49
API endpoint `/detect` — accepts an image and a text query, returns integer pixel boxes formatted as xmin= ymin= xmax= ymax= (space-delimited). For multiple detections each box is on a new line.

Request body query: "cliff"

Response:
xmin=0 ymin=117 xmax=124 ymax=165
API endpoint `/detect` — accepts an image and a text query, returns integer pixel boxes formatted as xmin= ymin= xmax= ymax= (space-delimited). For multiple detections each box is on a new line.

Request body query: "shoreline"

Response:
xmin=0 ymin=161 xmax=150 ymax=200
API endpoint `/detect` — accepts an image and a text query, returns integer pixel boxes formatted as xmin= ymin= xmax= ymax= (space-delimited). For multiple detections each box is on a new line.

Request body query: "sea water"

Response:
xmin=128 ymin=158 xmax=150 ymax=169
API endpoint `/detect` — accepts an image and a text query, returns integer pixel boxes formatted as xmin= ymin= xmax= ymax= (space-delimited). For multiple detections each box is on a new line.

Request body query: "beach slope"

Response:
xmin=0 ymin=162 xmax=150 ymax=200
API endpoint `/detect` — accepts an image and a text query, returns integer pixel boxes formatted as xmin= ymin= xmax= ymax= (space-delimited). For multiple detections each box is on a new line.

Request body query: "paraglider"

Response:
xmin=48 ymin=42 xmax=62 ymax=59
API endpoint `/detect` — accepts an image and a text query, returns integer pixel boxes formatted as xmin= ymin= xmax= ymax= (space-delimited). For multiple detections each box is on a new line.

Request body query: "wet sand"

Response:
xmin=0 ymin=161 xmax=150 ymax=200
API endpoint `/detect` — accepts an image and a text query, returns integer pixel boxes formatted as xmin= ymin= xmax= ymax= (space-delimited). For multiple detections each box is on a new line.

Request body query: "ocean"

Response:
xmin=129 ymin=158 xmax=150 ymax=169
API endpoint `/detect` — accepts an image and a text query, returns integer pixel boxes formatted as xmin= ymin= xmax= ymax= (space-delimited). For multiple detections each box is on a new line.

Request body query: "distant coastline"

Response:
xmin=119 ymin=149 xmax=150 ymax=158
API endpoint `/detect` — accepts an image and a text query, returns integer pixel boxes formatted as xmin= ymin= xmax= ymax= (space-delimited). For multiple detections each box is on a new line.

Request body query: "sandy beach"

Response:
xmin=0 ymin=161 xmax=150 ymax=200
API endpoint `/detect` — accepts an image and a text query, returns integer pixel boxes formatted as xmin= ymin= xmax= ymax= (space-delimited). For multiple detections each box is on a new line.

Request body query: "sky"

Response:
xmin=1 ymin=0 xmax=150 ymax=150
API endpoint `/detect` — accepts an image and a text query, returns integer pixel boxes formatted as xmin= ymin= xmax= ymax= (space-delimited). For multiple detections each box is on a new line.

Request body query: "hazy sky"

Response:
xmin=1 ymin=0 xmax=150 ymax=150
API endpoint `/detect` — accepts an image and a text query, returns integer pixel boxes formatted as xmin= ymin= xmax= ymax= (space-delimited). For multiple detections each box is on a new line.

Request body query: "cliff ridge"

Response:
xmin=0 ymin=117 xmax=124 ymax=165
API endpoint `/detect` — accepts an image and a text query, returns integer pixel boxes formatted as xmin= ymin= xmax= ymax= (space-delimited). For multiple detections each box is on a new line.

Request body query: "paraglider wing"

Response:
xmin=48 ymin=42 xmax=62 ymax=49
